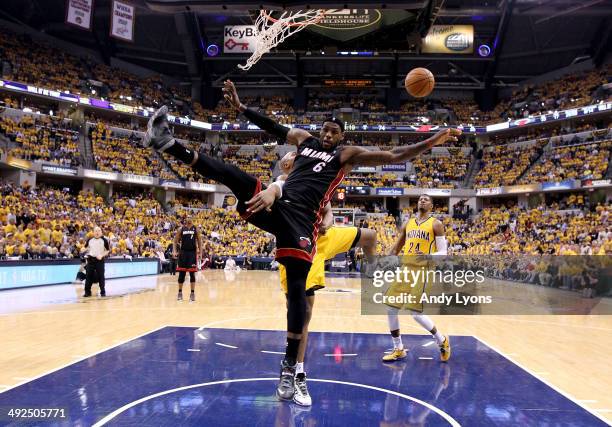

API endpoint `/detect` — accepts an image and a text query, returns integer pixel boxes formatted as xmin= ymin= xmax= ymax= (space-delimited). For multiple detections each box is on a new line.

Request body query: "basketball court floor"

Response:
xmin=1 ymin=270 xmax=611 ymax=426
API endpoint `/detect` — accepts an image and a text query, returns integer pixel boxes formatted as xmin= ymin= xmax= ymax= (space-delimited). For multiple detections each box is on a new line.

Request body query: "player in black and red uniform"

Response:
xmin=143 ymin=79 xmax=461 ymax=405
xmin=172 ymin=216 xmax=201 ymax=302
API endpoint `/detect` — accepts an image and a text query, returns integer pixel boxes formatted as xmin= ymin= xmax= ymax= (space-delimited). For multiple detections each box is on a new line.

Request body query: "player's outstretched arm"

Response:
xmin=341 ymin=128 xmax=462 ymax=167
xmin=223 ymin=80 xmax=310 ymax=146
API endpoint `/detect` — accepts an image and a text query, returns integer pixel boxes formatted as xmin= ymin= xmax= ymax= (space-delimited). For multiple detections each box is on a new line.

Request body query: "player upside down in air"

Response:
xmin=383 ymin=194 xmax=451 ymax=363
xmin=143 ymin=79 xmax=461 ymax=405
xmin=247 ymin=151 xmax=378 ymax=406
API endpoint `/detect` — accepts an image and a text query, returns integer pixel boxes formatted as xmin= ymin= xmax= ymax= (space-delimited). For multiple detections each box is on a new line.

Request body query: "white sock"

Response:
xmin=411 ymin=312 xmax=444 ymax=345
xmin=392 ymin=336 xmax=403 ymax=350
xmin=411 ymin=312 xmax=434 ymax=331
xmin=295 ymin=362 xmax=304 ymax=374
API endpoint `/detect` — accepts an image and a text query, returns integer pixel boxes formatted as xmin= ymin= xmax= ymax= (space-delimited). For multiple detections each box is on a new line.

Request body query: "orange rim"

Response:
xmin=260 ymin=9 xmax=328 ymax=27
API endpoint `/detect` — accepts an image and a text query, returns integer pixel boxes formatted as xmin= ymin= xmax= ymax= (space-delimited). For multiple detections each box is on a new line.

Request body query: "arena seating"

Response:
xmin=0 ymin=27 xmax=191 ymax=117
xmin=90 ymin=122 xmax=170 ymax=177
xmin=0 ymin=114 xmax=81 ymax=166
xmin=446 ymin=204 xmax=611 ymax=256
xmin=1 ymin=24 xmax=611 ymax=264
xmin=408 ymin=153 xmax=470 ymax=188
xmin=474 ymin=140 xmax=547 ymax=188
xmin=162 ymin=140 xmax=213 ymax=184
xmin=0 ymin=182 xmax=276 ymax=259
xmin=520 ymin=140 xmax=611 ymax=184
xmin=2 ymin=23 xmax=609 ymax=128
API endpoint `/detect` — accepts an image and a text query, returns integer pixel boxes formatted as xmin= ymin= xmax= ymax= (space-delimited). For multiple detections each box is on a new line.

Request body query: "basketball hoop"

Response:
xmin=237 ymin=9 xmax=327 ymax=71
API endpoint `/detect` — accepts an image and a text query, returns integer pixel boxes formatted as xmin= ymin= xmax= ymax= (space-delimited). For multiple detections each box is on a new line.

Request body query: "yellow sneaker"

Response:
xmin=439 ymin=336 xmax=451 ymax=362
xmin=382 ymin=348 xmax=407 ymax=362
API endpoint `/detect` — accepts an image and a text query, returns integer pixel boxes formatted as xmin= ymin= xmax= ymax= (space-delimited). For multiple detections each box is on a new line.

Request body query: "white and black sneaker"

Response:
xmin=189 ymin=291 xmax=195 ymax=303
xmin=276 ymin=360 xmax=296 ymax=401
xmin=293 ymin=373 xmax=312 ymax=406
xmin=143 ymin=106 xmax=176 ymax=153
xmin=177 ymin=291 xmax=183 ymax=301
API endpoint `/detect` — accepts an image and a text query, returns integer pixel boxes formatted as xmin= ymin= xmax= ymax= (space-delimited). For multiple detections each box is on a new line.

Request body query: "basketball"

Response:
xmin=405 ymin=67 xmax=435 ymax=98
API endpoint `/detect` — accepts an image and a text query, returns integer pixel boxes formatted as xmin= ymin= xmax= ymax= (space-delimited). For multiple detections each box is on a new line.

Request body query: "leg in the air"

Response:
xmin=144 ymin=106 xmax=263 ymax=210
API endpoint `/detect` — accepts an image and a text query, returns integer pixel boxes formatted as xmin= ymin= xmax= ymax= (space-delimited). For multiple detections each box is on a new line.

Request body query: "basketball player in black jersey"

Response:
xmin=143 ymin=79 xmax=461 ymax=405
xmin=173 ymin=217 xmax=202 ymax=302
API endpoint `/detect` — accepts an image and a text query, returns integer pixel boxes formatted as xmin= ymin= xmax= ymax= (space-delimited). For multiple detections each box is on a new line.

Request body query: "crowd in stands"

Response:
xmin=2 ymin=23 xmax=610 ymax=129
xmin=162 ymin=140 xmax=212 ymax=183
xmin=0 ymin=112 xmax=81 ymax=166
xmin=407 ymin=153 xmax=470 ymax=188
xmin=90 ymin=122 xmax=171 ymax=178
xmin=339 ymin=201 xmax=386 ymax=213
xmin=345 ymin=134 xmax=393 ymax=147
xmin=340 ymin=160 xmax=471 ymax=190
xmin=1 ymin=99 xmax=609 ymax=196
xmin=342 ymin=173 xmax=398 ymax=188
xmin=398 ymin=133 xmax=465 ymax=148
xmin=86 ymin=113 xmax=144 ymax=132
xmin=0 ymin=27 xmax=192 ymax=117
xmin=546 ymin=192 xmax=588 ymax=210
xmin=502 ymin=65 xmax=611 ymax=120
xmin=221 ymin=149 xmax=278 ymax=184
xmin=308 ymin=90 xmax=386 ymax=113
xmin=1 ymin=24 xmax=611 ymax=290
xmin=345 ymin=198 xmax=611 ymax=260
xmin=446 ymin=202 xmax=611 ymax=256
xmin=1 ymin=175 xmax=610 ymax=278
xmin=183 ymin=64 xmax=611 ymax=127
xmin=0 ymin=181 xmax=275 ymax=260
xmin=442 ymin=98 xmax=501 ymax=125
xmin=474 ymin=140 xmax=547 ymax=188
xmin=520 ymin=140 xmax=611 ymax=184
xmin=171 ymin=194 xmax=208 ymax=209
xmin=359 ymin=215 xmax=398 ymax=256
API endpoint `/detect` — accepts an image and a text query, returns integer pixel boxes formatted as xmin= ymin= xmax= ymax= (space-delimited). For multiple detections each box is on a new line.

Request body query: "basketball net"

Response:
xmin=237 ymin=9 xmax=327 ymax=71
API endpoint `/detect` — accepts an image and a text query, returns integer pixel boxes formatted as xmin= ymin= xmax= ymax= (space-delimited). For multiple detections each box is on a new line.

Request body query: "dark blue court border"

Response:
xmin=0 ymin=327 xmax=607 ymax=426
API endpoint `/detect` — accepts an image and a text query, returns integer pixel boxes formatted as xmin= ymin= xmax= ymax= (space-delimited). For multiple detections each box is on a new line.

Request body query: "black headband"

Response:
xmin=323 ymin=117 xmax=344 ymax=133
